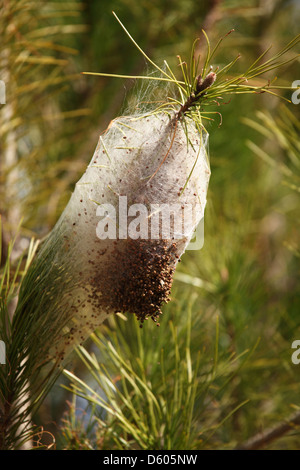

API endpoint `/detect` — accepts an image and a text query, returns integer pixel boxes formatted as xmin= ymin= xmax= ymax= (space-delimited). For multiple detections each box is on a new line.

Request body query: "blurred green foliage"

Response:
xmin=1 ymin=0 xmax=300 ymax=450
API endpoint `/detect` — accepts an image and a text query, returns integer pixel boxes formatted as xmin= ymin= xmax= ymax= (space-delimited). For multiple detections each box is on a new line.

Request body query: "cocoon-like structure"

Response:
xmin=21 ymin=111 xmax=210 ymax=363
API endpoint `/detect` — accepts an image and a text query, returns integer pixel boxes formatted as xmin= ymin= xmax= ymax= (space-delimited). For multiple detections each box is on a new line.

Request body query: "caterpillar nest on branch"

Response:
xmin=27 ymin=110 xmax=210 ymax=363
xmin=12 ymin=10 xmax=300 ymax=378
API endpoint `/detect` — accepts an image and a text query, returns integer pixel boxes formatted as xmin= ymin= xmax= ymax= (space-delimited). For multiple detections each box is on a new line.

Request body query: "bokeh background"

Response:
xmin=1 ymin=0 xmax=300 ymax=449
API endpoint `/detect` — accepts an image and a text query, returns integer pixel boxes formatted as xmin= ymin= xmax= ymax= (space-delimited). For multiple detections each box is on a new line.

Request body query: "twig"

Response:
xmin=236 ymin=410 xmax=300 ymax=450
xmin=177 ymin=72 xmax=216 ymax=118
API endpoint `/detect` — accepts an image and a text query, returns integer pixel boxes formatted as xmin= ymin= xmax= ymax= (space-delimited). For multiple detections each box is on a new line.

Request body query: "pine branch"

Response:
xmin=236 ymin=410 xmax=300 ymax=450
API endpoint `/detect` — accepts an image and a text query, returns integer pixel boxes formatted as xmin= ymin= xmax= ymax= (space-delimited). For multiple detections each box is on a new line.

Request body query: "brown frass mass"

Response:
xmin=89 ymin=238 xmax=179 ymax=326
